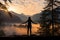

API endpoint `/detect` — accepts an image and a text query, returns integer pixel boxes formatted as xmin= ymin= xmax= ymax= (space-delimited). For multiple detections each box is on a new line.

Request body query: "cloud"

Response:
xmin=0 ymin=0 xmax=47 ymax=16
xmin=11 ymin=0 xmax=46 ymax=7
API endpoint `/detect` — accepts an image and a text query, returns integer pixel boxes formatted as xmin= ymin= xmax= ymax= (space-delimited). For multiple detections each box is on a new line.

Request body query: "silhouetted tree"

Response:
xmin=3 ymin=0 xmax=12 ymax=4
xmin=38 ymin=0 xmax=60 ymax=36
xmin=0 ymin=2 xmax=12 ymax=18
xmin=0 ymin=14 xmax=3 ymax=26
xmin=0 ymin=3 xmax=7 ymax=10
xmin=0 ymin=30 xmax=5 ymax=37
xmin=44 ymin=0 xmax=60 ymax=10
xmin=38 ymin=10 xmax=52 ymax=36
xmin=52 ymin=6 xmax=60 ymax=36
xmin=44 ymin=0 xmax=60 ymax=36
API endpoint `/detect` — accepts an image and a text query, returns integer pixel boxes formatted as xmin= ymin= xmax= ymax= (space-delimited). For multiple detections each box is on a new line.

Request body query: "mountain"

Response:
xmin=31 ymin=6 xmax=60 ymax=23
xmin=10 ymin=11 xmax=28 ymax=22
xmin=0 ymin=10 xmax=10 ymax=22
xmin=0 ymin=10 xmax=22 ymax=23
xmin=31 ymin=13 xmax=41 ymax=23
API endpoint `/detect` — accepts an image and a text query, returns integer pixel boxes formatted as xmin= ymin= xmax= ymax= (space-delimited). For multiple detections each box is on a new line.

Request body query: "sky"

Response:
xmin=0 ymin=0 xmax=47 ymax=16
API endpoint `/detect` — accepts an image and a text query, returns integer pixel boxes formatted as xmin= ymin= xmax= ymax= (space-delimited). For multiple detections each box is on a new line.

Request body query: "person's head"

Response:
xmin=28 ymin=17 xmax=31 ymax=20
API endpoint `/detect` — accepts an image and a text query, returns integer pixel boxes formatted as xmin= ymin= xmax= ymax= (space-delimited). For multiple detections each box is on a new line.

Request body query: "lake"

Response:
xmin=0 ymin=23 xmax=40 ymax=36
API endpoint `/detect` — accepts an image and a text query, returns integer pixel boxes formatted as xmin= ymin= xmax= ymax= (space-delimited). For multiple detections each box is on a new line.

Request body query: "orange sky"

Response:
xmin=0 ymin=0 xmax=47 ymax=16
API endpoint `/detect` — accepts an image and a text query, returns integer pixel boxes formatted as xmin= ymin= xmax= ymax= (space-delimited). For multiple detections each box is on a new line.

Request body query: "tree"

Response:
xmin=0 ymin=2 xmax=12 ymax=17
xmin=0 ymin=30 xmax=5 ymax=37
xmin=52 ymin=6 xmax=60 ymax=36
xmin=0 ymin=3 xmax=7 ymax=10
xmin=44 ymin=0 xmax=60 ymax=10
xmin=38 ymin=10 xmax=52 ymax=36
xmin=44 ymin=0 xmax=60 ymax=36
xmin=3 ymin=0 xmax=12 ymax=4
xmin=38 ymin=0 xmax=60 ymax=36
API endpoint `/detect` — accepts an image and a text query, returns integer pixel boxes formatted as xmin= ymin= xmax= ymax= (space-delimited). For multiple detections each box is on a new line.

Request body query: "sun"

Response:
xmin=8 ymin=6 xmax=15 ymax=11
xmin=8 ymin=7 xmax=12 ymax=11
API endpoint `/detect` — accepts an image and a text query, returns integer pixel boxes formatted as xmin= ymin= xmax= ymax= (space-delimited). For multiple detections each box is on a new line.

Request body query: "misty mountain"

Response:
xmin=31 ymin=13 xmax=41 ymax=23
xmin=32 ymin=6 xmax=60 ymax=23
xmin=0 ymin=10 xmax=22 ymax=23
xmin=9 ymin=11 xmax=42 ymax=23
xmin=0 ymin=6 xmax=60 ymax=24
xmin=10 ymin=11 xmax=28 ymax=22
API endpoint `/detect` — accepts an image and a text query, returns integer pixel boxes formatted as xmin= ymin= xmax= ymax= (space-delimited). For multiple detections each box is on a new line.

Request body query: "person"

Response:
xmin=27 ymin=17 xmax=32 ymax=36
xmin=22 ymin=17 xmax=37 ymax=36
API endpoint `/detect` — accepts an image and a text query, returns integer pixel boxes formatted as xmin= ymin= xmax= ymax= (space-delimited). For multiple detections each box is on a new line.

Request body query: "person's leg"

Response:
xmin=30 ymin=27 xmax=32 ymax=36
xmin=27 ymin=27 xmax=29 ymax=35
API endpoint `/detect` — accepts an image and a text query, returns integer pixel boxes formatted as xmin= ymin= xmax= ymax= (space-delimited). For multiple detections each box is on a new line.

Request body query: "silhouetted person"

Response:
xmin=22 ymin=17 xmax=37 ymax=36
xmin=27 ymin=17 xmax=32 ymax=36
xmin=26 ymin=17 xmax=37 ymax=36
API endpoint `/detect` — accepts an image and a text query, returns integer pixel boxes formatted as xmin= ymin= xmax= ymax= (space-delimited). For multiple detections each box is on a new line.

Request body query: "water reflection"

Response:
xmin=0 ymin=23 xmax=40 ymax=36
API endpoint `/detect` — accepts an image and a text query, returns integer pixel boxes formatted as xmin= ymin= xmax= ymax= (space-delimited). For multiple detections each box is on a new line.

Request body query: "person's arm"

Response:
xmin=31 ymin=20 xmax=37 ymax=24
xmin=21 ymin=20 xmax=28 ymax=24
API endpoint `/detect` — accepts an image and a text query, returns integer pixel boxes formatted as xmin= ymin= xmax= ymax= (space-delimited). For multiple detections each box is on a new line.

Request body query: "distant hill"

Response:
xmin=31 ymin=13 xmax=41 ymax=23
xmin=10 ymin=11 xmax=28 ymax=22
xmin=31 ymin=6 xmax=60 ymax=23
xmin=0 ymin=10 xmax=22 ymax=23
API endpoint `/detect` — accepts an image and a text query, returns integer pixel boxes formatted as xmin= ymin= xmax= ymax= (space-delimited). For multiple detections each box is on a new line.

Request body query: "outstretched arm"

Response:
xmin=31 ymin=20 xmax=37 ymax=24
xmin=21 ymin=20 xmax=28 ymax=24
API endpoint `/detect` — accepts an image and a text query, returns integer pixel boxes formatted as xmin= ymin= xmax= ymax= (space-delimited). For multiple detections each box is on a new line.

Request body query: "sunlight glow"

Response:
xmin=7 ymin=0 xmax=46 ymax=16
xmin=8 ymin=6 xmax=15 ymax=11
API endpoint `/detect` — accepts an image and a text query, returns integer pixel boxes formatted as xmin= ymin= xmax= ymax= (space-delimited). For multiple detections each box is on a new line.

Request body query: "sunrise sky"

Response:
xmin=0 ymin=0 xmax=47 ymax=16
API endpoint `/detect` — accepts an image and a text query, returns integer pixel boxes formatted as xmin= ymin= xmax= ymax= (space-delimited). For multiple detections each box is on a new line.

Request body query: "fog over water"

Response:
xmin=0 ymin=24 xmax=40 ymax=36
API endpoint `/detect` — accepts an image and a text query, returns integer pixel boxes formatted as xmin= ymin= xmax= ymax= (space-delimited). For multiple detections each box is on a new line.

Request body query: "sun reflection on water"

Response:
xmin=1 ymin=24 xmax=40 ymax=36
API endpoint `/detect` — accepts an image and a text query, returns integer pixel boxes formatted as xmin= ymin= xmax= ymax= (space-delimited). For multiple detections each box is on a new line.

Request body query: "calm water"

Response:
xmin=0 ymin=24 xmax=40 ymax=36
